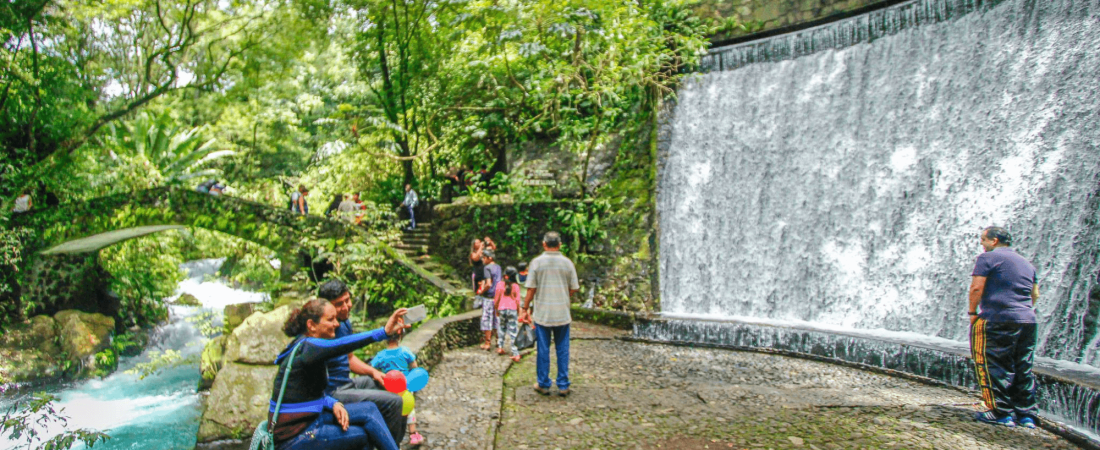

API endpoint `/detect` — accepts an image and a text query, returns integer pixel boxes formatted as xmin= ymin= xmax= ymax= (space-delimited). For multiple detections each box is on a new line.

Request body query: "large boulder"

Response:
xmin=224 ymin=305 xmax=296 ymax=365
xmin=55 ymin=310 xmax=114 ymax=359
xmin=0 ymin=315 xmax=61 ymax=384
xmin=196 ymin=362 xmax=277 ymax=443
xmin=54 ymin=309 xmax=116 ymax=377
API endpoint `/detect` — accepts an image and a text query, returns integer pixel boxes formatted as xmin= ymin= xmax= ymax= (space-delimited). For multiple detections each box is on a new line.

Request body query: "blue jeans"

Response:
xmin=277 ymin=402 xmax=398 ymax=450
xmin=535 ymin=323 xmax=570 ymax=390
xmin=406 ymin=205 xmax=415 ymax=229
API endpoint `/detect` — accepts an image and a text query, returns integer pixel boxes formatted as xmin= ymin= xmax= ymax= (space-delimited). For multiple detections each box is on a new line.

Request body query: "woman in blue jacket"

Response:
xmin=270 ymin=299 xmax=408 ymax=449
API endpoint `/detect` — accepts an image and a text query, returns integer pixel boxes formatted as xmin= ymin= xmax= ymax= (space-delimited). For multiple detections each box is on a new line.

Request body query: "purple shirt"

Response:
xmin=972 ymin=247 xmax=1037 ymax=323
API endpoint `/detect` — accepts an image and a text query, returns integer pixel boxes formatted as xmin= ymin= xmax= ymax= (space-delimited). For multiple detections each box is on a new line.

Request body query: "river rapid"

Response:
xmin=0 ymin=259 xmax=265 ymax=450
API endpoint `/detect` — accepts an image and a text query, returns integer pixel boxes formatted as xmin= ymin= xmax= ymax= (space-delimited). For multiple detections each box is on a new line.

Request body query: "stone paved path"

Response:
xmin=409 ymin=323 xmax=1079 ymax=450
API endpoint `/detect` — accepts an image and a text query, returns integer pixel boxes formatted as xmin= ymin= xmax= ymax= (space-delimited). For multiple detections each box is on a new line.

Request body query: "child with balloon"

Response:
xmin=372 ymin=330 xmax=430 ymax=446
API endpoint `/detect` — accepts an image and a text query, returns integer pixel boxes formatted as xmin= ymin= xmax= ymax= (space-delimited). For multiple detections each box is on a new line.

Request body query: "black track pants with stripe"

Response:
xmin=970 ymin=319 xmax=1038 ymax=419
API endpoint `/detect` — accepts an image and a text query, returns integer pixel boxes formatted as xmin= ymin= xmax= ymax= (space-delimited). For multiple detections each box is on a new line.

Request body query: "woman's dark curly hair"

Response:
xmin=283 ymin=298 xmax=330 ymax=337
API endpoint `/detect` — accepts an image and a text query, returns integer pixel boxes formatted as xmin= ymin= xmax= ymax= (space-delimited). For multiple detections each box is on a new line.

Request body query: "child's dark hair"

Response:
xmin=387 ymin=328 xmax=404 ymax=344
xmin=283 ymin=298 xmax=329 ymax=337
xmin=504 ymin=266 xmax=519 ymax=296
xmin=517 ymin=262 xmax=527 ymax=272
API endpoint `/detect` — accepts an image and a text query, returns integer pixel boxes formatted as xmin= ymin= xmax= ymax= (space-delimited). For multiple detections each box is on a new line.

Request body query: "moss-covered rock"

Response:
xmin=175 ymin=293 xmax=202 ymax=307
xmin=0 ymin=315 xmax=62 ymax=384
xmin=196 ymin=362 xmax=278 ymax=443
xmin=223 ymin=305 xmax=295 ymax=365
xmin=55 ymin=310 xmax=115 ymax=377
xmin=200 ymin=335 xmax=228 ymax=391
xmin=223 ymin=302 xmax=260 ymax=334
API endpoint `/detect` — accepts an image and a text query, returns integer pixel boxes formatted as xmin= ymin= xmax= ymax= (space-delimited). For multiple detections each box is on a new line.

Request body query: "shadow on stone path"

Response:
xmin=411 ymin=322 xmax=1079 ymax=450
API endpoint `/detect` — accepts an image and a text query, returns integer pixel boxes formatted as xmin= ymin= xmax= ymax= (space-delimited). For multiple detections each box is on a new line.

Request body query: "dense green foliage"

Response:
xmin=1 ymin=0 xmax=712 ymax=328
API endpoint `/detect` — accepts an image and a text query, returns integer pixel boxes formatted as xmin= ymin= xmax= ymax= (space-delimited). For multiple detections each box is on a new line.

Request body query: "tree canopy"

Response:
xmin=1 ymin=0 xmax=715 ymax=327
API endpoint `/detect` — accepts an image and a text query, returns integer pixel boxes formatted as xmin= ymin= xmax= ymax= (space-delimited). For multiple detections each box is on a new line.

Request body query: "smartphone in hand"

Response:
xmin=405 ymin=304 xmax=427 ymax=324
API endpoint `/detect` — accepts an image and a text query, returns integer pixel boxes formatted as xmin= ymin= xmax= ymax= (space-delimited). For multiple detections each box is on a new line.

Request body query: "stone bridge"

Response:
xmin=9 ymin=187 xmax=368 ymax=315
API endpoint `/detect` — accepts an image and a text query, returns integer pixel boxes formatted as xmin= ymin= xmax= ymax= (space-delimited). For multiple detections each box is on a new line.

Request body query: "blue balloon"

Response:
xmin=406 ymin=368 xmax=430 ymax=392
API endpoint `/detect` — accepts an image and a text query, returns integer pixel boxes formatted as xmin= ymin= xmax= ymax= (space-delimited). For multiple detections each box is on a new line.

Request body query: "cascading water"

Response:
xmin=659 ymin=0 xmax=1100 ymax=364
xmin=657 ymin=0 xmax=1100 ymax=440
xmin=0 ymin=259 xmax=265 ymax=450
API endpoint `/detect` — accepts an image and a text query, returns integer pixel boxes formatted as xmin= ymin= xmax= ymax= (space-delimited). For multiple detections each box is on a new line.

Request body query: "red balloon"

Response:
xmin=383 ymin=370 xmax=407 ymax=394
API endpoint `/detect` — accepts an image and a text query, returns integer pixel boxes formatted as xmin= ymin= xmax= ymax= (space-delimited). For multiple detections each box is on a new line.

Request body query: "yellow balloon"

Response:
xmin=401 ymin=390 xmax=415 ymax=416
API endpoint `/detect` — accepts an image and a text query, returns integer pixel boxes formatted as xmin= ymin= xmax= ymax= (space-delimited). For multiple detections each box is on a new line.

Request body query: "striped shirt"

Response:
xmin=525 ymin=251 xmax=579 ymax=327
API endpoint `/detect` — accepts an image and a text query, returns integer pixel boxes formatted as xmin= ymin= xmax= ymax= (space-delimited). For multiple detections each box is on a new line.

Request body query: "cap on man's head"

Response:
xmin=482 ymin=248 xmax=495 ymax=259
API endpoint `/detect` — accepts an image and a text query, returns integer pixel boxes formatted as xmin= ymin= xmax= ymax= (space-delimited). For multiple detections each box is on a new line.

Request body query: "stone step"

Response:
xmin=400 ymin=238 xmax=430 ymax=246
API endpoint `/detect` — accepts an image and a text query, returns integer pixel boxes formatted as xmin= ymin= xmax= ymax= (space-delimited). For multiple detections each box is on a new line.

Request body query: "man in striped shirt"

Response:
xmin=521 ymin=231 xmax=580 ymax=397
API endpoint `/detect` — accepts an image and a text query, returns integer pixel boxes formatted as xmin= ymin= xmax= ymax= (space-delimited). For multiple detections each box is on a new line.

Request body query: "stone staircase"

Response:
xmin=389 ymin=223 xmax=474 ymax=300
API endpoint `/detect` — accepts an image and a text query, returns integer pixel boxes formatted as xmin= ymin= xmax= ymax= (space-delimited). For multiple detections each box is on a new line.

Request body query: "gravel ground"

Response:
xmin=408 ymin=323 xmax=1079 ymax=450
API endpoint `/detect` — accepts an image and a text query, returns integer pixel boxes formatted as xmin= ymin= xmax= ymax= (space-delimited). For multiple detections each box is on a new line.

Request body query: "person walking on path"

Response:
xmin=477 ymin=248 xmax=502 ymax=350
xmin=494 ymin=266 xmax=522 ymax=362
xmin=268 ymin=298 xmax=408 ymax=450
xmin=520 ymin=231 xmax=579 ymax=397
xmin=400 ymin=184 xmax=418 ymax=230
xmin=968 ymin=226 xmax=1040 ymax=429
xmin=318 ymin=280 xmax=408 ymax=443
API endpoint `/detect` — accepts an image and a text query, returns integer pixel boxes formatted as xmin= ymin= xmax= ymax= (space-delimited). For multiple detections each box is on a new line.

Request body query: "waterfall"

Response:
xmin=658 ymin=0 xmax=1100 ymax=366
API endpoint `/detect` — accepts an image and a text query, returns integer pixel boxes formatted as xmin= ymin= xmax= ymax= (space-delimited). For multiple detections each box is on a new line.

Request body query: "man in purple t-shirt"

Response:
xmin=967 ymin=226 xmax=1040 ymax=429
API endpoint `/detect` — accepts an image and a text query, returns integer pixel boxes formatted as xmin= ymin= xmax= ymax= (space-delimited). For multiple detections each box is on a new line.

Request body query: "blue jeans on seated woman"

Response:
xmin=277 ymin=401 xmax=399 ymax=450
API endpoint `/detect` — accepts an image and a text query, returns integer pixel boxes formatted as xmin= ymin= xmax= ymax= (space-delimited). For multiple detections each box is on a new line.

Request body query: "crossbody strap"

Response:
xmin=269 ymin=340 xmax=305 ymax=432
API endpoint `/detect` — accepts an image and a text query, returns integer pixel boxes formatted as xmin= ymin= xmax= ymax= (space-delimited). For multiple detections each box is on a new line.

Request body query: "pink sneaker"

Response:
xmin=409 ymin=432 xmax=424 ymax=446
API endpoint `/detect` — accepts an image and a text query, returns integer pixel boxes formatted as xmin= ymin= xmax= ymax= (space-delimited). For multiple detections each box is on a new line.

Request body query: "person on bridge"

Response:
xmin=968 ymin=226 xmax=1040 ymax=429
xmin=399 ymin=184 xmax=418 ymax=230
xmin=292 ymin=185 xmax=310 ymax=215
xmin=324 ymin=194 xmax=344 ymax=218
xmin=270 ymin=298 xmax=408 ymax=450
xmin=195 ymin=179 xmax=218 ymax=194
xmin=318 ymin=280 xmax=408 ymax=444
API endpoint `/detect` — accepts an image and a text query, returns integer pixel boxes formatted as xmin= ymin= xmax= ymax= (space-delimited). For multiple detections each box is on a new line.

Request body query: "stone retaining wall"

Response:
xmin=695 ymin=0 xmax=890 ymax=43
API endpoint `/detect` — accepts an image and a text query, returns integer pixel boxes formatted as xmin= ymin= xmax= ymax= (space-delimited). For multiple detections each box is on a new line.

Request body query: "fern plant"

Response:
xmin=104 ymin=111 xmax=234 ymax=188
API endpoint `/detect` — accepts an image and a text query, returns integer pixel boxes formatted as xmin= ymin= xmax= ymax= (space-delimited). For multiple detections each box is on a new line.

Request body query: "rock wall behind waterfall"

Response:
xmin=658 ymin=0 xmax=1100 ymax=364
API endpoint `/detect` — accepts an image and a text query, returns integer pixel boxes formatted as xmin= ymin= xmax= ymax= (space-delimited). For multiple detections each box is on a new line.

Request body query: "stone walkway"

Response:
xmin=409 ymin=323 xmax=1080 ymax=450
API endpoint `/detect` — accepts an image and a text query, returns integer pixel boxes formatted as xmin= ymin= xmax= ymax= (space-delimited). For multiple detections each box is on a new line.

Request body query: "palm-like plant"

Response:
xmin=105 ymin=111 xmax=234 ymax=188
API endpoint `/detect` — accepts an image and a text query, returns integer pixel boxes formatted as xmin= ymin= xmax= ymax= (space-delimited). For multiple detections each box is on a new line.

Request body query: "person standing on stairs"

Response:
xmin=400 ymin=184 xmax=418 ymax=230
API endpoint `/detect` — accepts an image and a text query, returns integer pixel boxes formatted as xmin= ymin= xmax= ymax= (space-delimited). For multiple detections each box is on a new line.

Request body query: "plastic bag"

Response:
xmin=514 ymin=323 xmax=536 ymax=350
